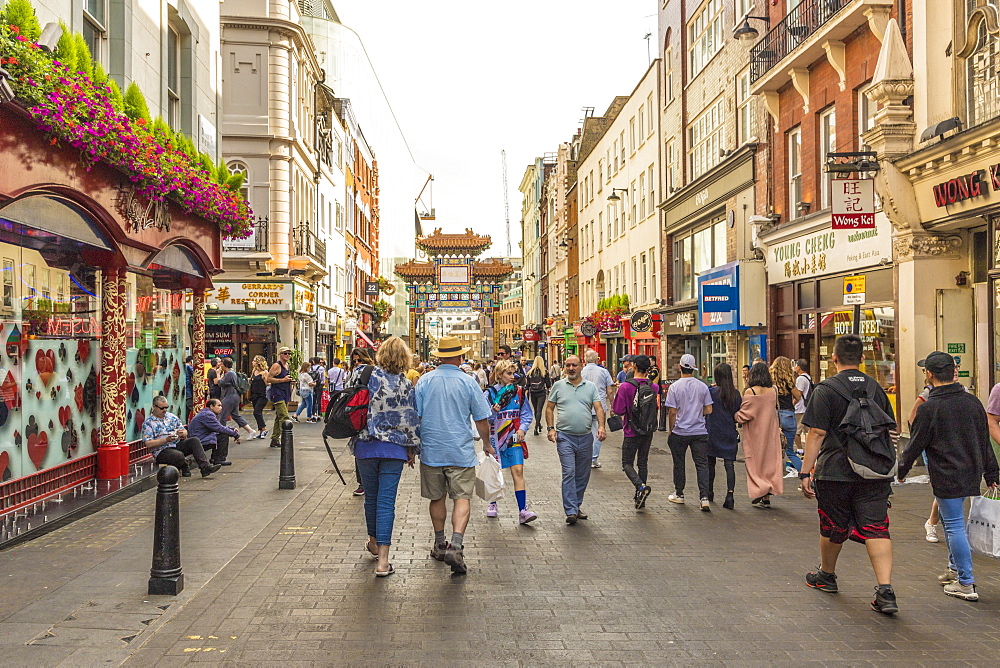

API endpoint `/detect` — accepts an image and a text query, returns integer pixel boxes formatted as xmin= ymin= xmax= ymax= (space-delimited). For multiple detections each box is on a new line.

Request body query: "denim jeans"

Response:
xmin=310 ymin=387 xmax=324 ymax=418
xmin=294 ymin=392 xmax=313 ymax=417
xmin=357 ymin=457 xmax=406 ymax=545
xmin=778 ymin=409 xmax=801 ymax=471
xmin=937 ymin=496 xmax=975 ymax=585
xmin=556 ymin=432 xmax=593 ymax=515
xmin=591 ymin=419 xmax=602 ymax=462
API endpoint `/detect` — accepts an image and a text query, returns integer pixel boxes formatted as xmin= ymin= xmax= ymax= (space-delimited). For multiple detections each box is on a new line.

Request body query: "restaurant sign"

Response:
xmin=764 ymin=214 xmax=892 ymax=285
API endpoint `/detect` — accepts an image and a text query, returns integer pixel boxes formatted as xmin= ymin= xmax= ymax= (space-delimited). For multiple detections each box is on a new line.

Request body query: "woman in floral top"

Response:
xmin=350 ymin=336 xmax=421 ymax=576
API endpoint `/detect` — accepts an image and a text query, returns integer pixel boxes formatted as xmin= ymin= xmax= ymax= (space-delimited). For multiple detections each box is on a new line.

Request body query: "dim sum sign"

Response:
xmin=832 ymin=179 xmax=875 ymax=230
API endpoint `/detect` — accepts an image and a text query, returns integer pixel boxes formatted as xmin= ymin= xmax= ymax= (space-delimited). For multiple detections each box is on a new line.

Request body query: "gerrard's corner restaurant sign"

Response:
xmin=763 ymin=213 xmax=892 ymax=285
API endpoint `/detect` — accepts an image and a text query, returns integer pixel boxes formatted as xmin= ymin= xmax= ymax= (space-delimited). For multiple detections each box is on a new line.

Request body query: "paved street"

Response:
xmin=4 ymin=424 xmax=1000 ymax=666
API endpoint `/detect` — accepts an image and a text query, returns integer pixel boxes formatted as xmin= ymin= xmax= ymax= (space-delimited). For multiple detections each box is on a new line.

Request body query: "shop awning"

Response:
xmin=192 ymin=315 xmax=278 ymax=326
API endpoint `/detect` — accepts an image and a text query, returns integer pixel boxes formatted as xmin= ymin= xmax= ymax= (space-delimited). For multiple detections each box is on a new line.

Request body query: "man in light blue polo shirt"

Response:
xmin=545 ymin=355 xmax=606 ymax=524
xmin=416 ymin=336 xmax=493 ymax=575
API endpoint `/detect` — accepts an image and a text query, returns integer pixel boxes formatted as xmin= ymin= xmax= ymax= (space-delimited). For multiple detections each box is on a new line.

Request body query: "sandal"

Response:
xmin=374 ymin=564 xmax=394 ymax=577
xmin=364 ymin=538 xmax=378 ymax=557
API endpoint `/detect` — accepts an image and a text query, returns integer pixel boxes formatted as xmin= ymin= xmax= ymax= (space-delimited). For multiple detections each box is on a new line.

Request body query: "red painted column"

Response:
xmin=191 ymin=289 xmax=206 ymax=417
xmin=98 ymin=267 xmax=128 ymax=479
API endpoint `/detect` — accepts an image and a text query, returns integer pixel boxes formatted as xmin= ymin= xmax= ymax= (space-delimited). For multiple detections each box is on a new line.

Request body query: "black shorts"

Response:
xmin=814 ymin=479 xmax=891 ymax=544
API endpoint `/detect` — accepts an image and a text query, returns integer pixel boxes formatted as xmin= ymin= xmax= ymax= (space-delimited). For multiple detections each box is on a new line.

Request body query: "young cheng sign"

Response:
xmin=764 ymin=213 xmax=892 ymax=285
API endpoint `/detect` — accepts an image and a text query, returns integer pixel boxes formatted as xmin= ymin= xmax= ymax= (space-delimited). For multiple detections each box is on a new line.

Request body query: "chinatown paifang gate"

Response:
xmin=394 ymin=229 xmax=513 ymax=360
xmin=0 ymin=104 xmax=223 ymax=536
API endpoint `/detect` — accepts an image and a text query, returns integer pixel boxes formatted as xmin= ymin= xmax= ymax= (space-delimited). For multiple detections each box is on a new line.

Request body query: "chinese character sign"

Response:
xmin=832 ymin=179 xmax=875 ymax=229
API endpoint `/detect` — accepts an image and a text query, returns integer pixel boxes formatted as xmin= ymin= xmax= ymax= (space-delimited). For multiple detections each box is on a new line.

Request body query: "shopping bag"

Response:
xmin=475 ymin=451 xmax=505 ymax=502
xmin=967 ymin=488 xmax=1000 ymax=558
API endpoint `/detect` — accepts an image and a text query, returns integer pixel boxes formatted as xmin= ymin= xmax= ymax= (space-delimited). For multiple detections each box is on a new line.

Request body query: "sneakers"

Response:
xmin=784 ymin=466 xmax=799 ymax=479
xmin=258 ymin=429 xmax=268 ymax=440
xmin=937 ymin=568 xmax=959 ymax=586
xmin=667 ymin=493 xmax=684 ymax=504
xmin=518 ymin=507 xmax=537 ymax=524
xmin=353 ymin=486 xmax=365 ymax=496
xmin=722 ymin=492 xmax=735 ymax=510
xmin=872 ymin=586 xmax=899 ymax=614
xmin=751 ymin=496 xmax=771 ymax=508
xmin=486 ymin=502 xmax=498 ymax=518
xmin=245 ymin=429 xmax=259 ymax=440
xmin=805 ymin=568 xmax=839 ymax=593
xmin=443 ymin=545 xmax=467 ymax=575
xmin=200 ymin=463 xmax=222 ymax=477
xmin=925 ymin=520 xmax=940 ymax=543
xmin=591 ymin=461 xmax=602 ymax=469
xmin=636 ymin=484 xmax=652 ymax=509
xmin=700 ymin=498 xmax=711 ymax=512
xmin=943 ymin=582 xmax=979 ymax=601
xmin=430 ymin=541 xmax=449 ymax=561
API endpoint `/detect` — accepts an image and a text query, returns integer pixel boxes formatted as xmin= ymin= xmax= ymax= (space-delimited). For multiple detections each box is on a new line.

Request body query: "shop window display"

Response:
xmin=0 ymin=243 xmax=101 ymax=482
xmin=819 ymin=307 xmax=897 ymax=416
xmin=124 ymin=274 xmax=186 ymax=442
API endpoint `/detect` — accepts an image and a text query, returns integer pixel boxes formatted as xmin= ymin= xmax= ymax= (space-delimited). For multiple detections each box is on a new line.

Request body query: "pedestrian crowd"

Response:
xmin=150 ymin=332 xmax=1000 ymax=615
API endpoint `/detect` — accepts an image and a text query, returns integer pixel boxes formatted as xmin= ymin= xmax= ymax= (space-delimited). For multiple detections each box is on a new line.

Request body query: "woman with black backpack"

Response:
xmin=526 ymin=356 xmax=550 ymax=435
xmin=706 ymin=363 xmax=741 ymax=510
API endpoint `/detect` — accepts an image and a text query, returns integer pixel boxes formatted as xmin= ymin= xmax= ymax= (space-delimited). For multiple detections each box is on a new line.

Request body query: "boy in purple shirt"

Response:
xmin=612 ymin=355 xmax=660 ymax=509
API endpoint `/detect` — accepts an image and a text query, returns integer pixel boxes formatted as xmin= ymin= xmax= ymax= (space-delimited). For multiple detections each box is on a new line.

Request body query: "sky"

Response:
xmin=335 ymin=1 xmax=658 ymax=258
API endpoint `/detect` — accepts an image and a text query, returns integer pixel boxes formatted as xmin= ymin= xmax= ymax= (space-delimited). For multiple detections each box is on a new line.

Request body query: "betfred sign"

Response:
xmin=831 ymin=179 xmax=875 ymax=229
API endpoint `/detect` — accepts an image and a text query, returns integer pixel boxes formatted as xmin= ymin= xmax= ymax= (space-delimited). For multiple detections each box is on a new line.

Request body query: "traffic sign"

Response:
xmin=843 ymin=274 xmax=866 ymax=305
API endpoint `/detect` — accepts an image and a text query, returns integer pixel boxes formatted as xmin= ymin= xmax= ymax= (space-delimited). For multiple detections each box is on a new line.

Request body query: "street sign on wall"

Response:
xmin=580 ymin=321 xmax=598 ymax=337
xmin=629 ymin=311 xmax=653 ymax=332
xmin=843 ymin=274 xmax=866 ymax=305
xmin=832 ymin=179 xmax=875 ymax=229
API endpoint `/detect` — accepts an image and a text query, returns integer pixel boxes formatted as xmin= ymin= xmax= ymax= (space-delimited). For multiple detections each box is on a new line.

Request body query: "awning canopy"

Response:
xmin=193 ymin=315 xmax=277 ymax=326
xmin=0 ymin=194 xmax=116 ymax=252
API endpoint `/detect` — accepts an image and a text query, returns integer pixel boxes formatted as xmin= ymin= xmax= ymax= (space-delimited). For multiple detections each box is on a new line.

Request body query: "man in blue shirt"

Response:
xmin=188 ymin=398 xmax=241 ymax=466
xmin=416 ymin=336 xmax=493 ymax=575
xmin=142 ymin=395 xmax=221 ymax=478
xmin=581 ymin=349 xmax=615 ymax=469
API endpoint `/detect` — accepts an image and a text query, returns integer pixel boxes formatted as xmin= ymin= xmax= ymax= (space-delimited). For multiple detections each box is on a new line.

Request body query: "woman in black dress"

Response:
xmin=706 ymin=362 xmax=741 ymax=510
xmin=249 ymin=355 xmax=269 ymax=439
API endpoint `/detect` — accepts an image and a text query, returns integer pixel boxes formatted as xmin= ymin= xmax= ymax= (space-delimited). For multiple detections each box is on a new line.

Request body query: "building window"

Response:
xmin=737 ymin=68 xmax=755 ymax=145
xmin=167 ymin=25 xmax=180 ymax=129
xmin=648 ymin=165 xmax=655 ymax=212
xmin=649 ymin=246 xmax=657 ymax=302
xmin=666 ymin=139 xmax=676 ymax=195
xmin=640 ymin=253 xmax=648 ymax=303
xmin=858 ymin=84 xmax=876 ymax=150
xmin=647 ymin=93 xmax=655 ymax=135
xmin=788 ymin=127 xmax=802 ymax=218
xmin=598 ymin=159 xmax=603 ymax=189
xmin=689 ymin=0 xmax=724 ymax=78
xmin=673 ymin=217 xmax=727 ymax=301
xmin=636 ymin=111 xmax=643 ymax=149
xmin=227 ymin=161 xmax=249 ymax=202
xmin=613 ymin=140 xmax=618 ymax=173
xmin=737 ymin=0 xmax=753 ymax=19
xmin=688 ymin=98 xmax=725 ymax=181
xmin=967 ymin=19 xmax=1000 ymax=127
xmin=620 ymin=130 xmax=626 ymax=167
xmin=589 ymin=170 xmax=595 ymax=201
xmin=630 ymin=181 xmax=637 ymax=227
xmin=639 ymin=171 xmax=646 ymax=219
xmin=632 ymin=258 xmax=638 ymax=302
xmin=819 ymin=107 xmax=836 ymax=209
xmin=665 ymin=48 xmax=674 ymax=103
xmin=83 ymin=0 xmax=107 ymax=64
xmin=606 ymin=148 xmax=613 ymax=178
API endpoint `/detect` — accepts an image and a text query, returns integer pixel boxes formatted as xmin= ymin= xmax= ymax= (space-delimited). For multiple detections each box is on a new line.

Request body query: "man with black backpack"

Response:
xmin=800 ymin=334 xmax=899 ymax=615
xmin=612 ymin=355 xmax=659 ymax=509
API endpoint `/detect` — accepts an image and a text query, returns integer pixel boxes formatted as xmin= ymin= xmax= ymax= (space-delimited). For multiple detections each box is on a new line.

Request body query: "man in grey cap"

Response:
xmin=664 ymin=353 xmax=713 ymax=509
xmin=616 ymin=355 xmax=635 ymax=384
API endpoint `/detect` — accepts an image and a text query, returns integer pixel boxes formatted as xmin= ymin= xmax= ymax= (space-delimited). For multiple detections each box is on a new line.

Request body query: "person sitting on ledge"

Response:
xmin=142 ymin=395 xmax=221 ymax=478
xmin=188 ymin=398 xmax=242 ymax=468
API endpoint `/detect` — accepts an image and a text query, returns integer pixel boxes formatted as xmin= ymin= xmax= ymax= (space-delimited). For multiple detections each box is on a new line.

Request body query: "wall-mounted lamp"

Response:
xmin=206 ymin=303 xmax=220 ymax=312
xmin=273 ymin=267 xmax=289 ymax=276
xmin=558 ymin=239 xmax=569 ymax=248
xmin=733 ymin=15 xmax=771 ymax=44
xmin=244 ymin=301 xmax=257 ymax=311
xmin=920 ymin=117 xmax=962 ymax=143
xmin=38 ymin=22 xmax=62 ymax=52
xmin=289 ymin=268 xmax=307 ymax=276
xmin=956 ymin=271 xmax=970 ymax=287
xmin=826 ymin=151 xmax=881 ymax=174
xmin=796 ymin=200 xmax=811 ymax=213
xmin=607 ymin=188 xmax=628 ymax=202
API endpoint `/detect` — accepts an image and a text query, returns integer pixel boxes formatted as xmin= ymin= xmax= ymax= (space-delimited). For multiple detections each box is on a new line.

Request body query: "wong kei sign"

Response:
xmin=931 ymin=165 xmax=1000 ymax=208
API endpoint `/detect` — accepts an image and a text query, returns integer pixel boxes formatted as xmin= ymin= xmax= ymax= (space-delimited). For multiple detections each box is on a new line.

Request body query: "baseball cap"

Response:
xmin=632 ymin=354 xmax=651 ymax=372
xmin=622 ymin=355 xmax=634 ymax=363
xmin=679 ymin=353 xmax=697 ymax=370
xmin=918 ymin=351 xmax=955 ymax=373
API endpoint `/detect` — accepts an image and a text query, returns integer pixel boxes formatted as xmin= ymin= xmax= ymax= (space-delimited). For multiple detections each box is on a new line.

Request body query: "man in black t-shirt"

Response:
xmin=207 ymin=358 xmax=222 ymax=400
xmin=800 ymin=333 xmax=898 ymax=615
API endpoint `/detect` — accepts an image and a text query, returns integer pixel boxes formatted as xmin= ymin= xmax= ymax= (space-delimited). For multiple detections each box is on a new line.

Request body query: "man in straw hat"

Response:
xmin=415 ymin=335 xmax=494 ymax=575
xmin=266 ymin=346 xmax=295 ymax=448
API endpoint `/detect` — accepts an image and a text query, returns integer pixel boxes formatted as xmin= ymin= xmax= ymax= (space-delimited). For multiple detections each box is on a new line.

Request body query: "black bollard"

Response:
xmin=148 ymin=465 xmax=184 ymax=595
xmin=279 ymin=419 xmax=296 ymax=490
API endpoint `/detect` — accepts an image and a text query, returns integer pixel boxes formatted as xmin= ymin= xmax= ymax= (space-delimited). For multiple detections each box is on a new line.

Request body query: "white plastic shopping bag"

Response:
xmin=475 ymin=451 xmax=505 ymax=502
xmin=967 ymin=488 xmax=1000 ymax=559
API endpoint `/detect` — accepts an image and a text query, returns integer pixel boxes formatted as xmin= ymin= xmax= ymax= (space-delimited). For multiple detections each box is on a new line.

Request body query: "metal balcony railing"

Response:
xmin=294 ymin=222 xmax=327 ymax=266
xmin=223 ymin=216 xmax=269 ymax=252
xmin=750 ymin=0 xmax=850 ymax=84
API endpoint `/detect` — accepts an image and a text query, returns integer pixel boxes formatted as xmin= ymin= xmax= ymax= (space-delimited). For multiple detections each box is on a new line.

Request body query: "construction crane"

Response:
xmin=501 ymin=150 xmax=511 ymax=257
xmin=416 ymin=174 xmax=435 ymax=221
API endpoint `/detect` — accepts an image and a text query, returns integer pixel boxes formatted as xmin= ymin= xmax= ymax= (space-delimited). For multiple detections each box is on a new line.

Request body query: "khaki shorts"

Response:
xmin=796 ymin=412 xmax=809 ymax=435
xmin=420 ymin=463 xmax=476 ymax=500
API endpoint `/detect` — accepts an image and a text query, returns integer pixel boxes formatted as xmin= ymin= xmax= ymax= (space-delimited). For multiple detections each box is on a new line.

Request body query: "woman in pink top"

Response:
xmin=736 ymin=362 xmax=785 ymax=508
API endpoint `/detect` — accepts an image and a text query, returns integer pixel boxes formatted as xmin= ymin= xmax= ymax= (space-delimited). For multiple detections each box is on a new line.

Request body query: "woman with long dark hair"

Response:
xmin=525 ymin=355 xmax=550 ymax=435
xmin=736 ymin=362 xmax=785 ymax=508
xmin=706 ymin=363 xmax=741 ymax=510
xmin=249 ymin=355 xmax=270 ymax=439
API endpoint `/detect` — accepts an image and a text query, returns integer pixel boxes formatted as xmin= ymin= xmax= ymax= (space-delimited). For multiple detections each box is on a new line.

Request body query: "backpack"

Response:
xmin=800 ymin=373 xmax=814 ymax=403
xmin=235 ymin=372 xmax=250 ymax=395
xmin=528 ymin=372 xmax=547 ymax=394
xmin=824 ymin=375 xmax=897 ymax=480
xmin=625 ymin=379 xmax=658 ymax=436
xmin=323 ymin=365 xmax=375 ymax=439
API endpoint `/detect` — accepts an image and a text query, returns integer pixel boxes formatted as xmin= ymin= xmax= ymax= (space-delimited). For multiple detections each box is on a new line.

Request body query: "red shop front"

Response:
xmin=0 ymin=104 xmax=224 ymax=523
